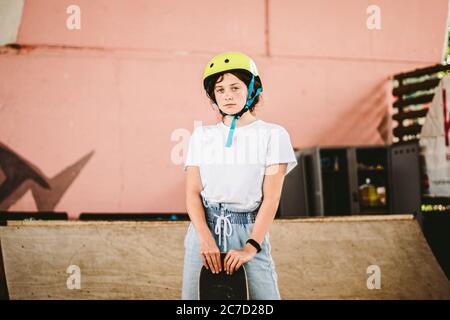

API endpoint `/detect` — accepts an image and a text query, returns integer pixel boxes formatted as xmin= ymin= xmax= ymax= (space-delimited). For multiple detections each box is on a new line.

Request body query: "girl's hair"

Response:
xmin=204 ymin=70 xmax=262 ymax=114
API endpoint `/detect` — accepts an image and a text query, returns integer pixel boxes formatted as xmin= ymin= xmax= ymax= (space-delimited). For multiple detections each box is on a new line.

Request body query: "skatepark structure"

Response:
xmin=0 ymin=214 xmax=449 ymax=300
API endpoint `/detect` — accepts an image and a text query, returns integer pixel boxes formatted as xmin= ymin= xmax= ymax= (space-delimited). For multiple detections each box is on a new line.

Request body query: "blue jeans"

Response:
xmin=181 ymin=197 xmax=281 ymax=300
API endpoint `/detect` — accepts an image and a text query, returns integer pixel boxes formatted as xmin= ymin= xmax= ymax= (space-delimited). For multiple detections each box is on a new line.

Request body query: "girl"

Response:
xmin=182 ymin=52 xmax=297 ymax=300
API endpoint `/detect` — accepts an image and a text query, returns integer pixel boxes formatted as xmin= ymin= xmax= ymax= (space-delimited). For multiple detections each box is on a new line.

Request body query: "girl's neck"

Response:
xmin=222 ymin=112 xmax=258 ymax=128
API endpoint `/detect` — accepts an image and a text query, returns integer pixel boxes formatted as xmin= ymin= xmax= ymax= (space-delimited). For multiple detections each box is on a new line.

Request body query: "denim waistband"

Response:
xmin=201 ymin=197 xmax=260 ymax=251
xmin=205 ymin=209 xmax=257 ymax=225
xmin=201 ymin=196 xmax=259 ymax=225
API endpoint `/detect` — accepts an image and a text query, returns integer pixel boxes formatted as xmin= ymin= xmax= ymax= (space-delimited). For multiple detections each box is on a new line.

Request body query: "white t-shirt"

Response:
xmin=184 ymin=119 xmax=298 ymax=211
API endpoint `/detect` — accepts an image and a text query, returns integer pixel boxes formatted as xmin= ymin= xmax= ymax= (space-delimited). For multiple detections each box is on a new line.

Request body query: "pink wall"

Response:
xmin=0 ymin=0 xmax=448 ymax=218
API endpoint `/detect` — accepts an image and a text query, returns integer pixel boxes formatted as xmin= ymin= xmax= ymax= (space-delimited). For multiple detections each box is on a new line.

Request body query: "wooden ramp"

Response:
xmin=0 ymin=215 xmax=449 ymax=299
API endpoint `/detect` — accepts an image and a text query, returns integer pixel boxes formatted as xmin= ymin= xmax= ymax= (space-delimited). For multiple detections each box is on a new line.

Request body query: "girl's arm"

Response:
xmin=247 ymin=163 xmax=288 ymax=250
xmin=185 ymin=166 xmax=222 ymax=273
xmin=185 ymin=166 xmax=210 ymax=238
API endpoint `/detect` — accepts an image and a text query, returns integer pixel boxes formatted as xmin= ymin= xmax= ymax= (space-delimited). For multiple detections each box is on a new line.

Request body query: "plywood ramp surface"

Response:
xmin=1 ymin=215 xmax=449 ymax=299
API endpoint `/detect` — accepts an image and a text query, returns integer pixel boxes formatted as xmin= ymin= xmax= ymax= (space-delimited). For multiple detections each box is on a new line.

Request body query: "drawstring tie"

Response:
xmin=214 ymin=211 xmax=233 ymax=252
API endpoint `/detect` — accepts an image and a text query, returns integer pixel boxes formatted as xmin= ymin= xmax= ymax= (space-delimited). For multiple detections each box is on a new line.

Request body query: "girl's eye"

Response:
xmin=232 ymin=87 xmax=239 ymax=91
xmin=216 ymin=89 xmax=224 ymax=94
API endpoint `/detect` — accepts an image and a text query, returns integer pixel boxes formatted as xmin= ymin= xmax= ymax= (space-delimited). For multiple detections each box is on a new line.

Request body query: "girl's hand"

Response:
xmin=224 ymin=243 xmax=258 ymax=275
xmin=199 ymin=235 xmax=222 ymax=274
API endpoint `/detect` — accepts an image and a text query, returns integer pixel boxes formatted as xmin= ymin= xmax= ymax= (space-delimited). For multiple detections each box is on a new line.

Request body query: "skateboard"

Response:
xmin=199 ymin=252 xmax=249 ymax=300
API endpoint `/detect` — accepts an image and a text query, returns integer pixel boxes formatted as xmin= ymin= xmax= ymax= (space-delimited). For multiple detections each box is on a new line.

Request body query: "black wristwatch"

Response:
xmin=246 ymin=239 xmax=261 ymax=253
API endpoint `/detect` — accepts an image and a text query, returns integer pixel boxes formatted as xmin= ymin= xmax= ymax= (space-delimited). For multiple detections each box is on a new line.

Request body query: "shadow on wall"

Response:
xmin=333 ymin=79 xmax=393 ymax=145
xmin=0 ymin=142 xmax=94 ymax=211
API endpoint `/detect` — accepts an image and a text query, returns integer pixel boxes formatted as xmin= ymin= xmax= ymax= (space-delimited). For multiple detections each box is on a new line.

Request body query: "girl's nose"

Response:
xmin=224 ymin=92 xmax=233 ymax=100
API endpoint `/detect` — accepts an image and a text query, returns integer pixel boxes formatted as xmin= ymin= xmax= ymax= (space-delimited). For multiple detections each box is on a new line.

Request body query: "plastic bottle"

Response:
xmin=359 ymin=178 xmax=378 ymax=207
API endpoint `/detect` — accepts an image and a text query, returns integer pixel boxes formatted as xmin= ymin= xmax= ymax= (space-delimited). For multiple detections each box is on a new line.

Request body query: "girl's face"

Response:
xmin=214 ymin=73 xmax=248 ymax=114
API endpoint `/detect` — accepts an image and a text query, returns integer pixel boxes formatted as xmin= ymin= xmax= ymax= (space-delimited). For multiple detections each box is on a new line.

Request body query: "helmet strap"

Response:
xmin=222 ymin=75 xmax=262 ymax=147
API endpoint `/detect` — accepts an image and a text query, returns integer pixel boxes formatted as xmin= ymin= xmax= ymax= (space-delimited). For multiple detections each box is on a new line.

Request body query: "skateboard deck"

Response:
xmin=199 ymin=252 xmax=249 ymax=300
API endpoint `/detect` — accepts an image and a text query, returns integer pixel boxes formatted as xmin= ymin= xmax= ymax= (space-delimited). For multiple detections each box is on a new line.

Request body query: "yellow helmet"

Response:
xmin=202 ymin=51 xmax=262 ymax=90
